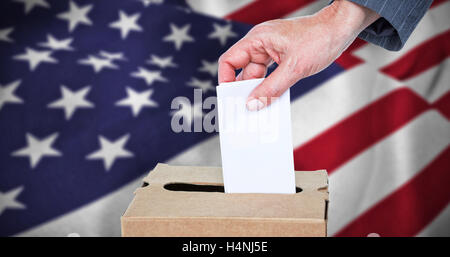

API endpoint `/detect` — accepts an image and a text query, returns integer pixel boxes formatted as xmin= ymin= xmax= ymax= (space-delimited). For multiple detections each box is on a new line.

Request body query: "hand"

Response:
xmin=218 ymin=0 xmax=380 ymax=111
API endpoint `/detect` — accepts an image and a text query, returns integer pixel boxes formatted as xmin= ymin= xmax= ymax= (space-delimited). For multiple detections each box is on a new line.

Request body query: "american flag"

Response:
xmin=0 ymin=0 xmax=448 ymax=237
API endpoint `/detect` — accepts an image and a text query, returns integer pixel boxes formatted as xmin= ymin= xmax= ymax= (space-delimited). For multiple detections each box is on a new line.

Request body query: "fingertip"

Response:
xmin=218 ymin=42 xmax=252 ymax=84
xmin=218 ymin=61 xmax=237 ymax=84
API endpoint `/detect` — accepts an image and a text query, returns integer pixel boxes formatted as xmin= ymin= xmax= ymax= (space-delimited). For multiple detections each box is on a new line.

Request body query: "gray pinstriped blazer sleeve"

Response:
xmin=348 ymin=0 xmax=433 ymax=51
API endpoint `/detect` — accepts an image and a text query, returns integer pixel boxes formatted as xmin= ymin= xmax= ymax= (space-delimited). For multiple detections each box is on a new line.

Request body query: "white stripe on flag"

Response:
xmin=328 ymin=110 xmax=450 ymax=235
xmin=417 ymin=203 xmax=450 ymax=237
xmin=283 ymin=0 xmax=328 ymax=18
xmin=405 ymin=58 xmax=450 ymax=103
xmin=291 ymin=64 xmax=401 ymax=147
xmin=186 ymin=0 xmax=255 ymax=18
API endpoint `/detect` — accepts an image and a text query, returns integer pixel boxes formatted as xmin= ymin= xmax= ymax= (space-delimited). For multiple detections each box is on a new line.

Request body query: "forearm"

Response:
xmin=313 ymin=0 xmax=380 ymax=51
xmin=328 ymin=0 xmax=380 ymax=35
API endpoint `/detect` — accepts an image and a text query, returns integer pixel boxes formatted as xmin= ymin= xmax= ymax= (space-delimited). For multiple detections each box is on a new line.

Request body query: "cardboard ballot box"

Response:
xmin=121 ymin=163 xmax=329 ymax=237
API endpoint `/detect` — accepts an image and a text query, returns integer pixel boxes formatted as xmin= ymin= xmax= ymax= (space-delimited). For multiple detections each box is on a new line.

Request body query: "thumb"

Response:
xmin=246 ymin=62 xmax=299 ymax=111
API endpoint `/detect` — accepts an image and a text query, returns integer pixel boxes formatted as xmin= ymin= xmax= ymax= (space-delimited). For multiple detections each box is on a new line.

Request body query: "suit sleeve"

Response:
xmin=347 ymin=0 xmax=433 ymax=51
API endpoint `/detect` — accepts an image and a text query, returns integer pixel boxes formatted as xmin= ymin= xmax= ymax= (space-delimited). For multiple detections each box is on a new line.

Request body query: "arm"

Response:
xmin=218 ymin=0 xmax=380 ymax=111
xmin=347 ymin=0 xmax=433 ymax=51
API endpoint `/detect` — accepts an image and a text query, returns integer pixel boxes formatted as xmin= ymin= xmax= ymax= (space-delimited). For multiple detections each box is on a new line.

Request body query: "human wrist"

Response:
xmin=321 ymin=0 xmax=380 ymax=40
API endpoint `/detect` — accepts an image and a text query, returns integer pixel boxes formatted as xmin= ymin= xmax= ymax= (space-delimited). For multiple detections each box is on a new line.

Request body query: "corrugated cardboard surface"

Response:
xmin=122 ymin=163 xmax=329 ymax=237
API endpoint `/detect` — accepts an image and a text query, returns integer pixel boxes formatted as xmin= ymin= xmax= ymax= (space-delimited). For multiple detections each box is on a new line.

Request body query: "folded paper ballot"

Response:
xmin=217 ymin=78 xmax=296 ymax=194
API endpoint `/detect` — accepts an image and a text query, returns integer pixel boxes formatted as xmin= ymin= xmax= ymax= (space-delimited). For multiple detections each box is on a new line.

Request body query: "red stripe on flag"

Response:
xmin=335 ymin=38 xmax=367 ymax=69
xmin=432 ymin=91 xmax=450 ymax=120
xmin=335 ymin=145 xmax=450 ymax=237
xmin=225 ymin=0 xmax=315 ymax=25
xmin=381 ymin=30 xmax=450 ymax=81
xmin=431 ymin=0 xmax=447 ymax=8
xmin=226 ymin=0 xmax=443 ymax=25
xmin=293 ymin=88 xmax=430 ymax=173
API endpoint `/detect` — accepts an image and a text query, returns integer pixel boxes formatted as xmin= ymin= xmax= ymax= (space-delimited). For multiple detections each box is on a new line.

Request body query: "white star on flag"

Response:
xmin=198 ymin=59 xmax=218 ymax=77
xmin=163 ymin=23 xmax=194 ymax=50
xmin=99 ymin=51 xmax=127 ymax=61
xmin=79 ymin=55 xmax=118 ymax=73
xmin=57 ymin=1 xmax=93 ymax=32
xmin=187 ymin=77 xmax=215 ymax=93
xmin=140 ymin=0 xmax=163 ymax=7
xmin=14 ymin=0 xmax=50 ymax=14
xmin=131 ymin=67 xmax=167 ymax=85
xmin=208 ymin=23 xmax=237 ymax=46
xmin=12 ymin=132 xmax=62 ymax=169
xmin=0 ymin=186 xmax=26 ymax=216
xmin=39 ymin=34 xmax=74 ymax=51
xmin=147 ymin=55 xmax=177 ymax=68
xmin=13 ymin=47 xmax=57 ymax=71
xmin=0 ymin=27 xmax=14 ymax=42
xmin=86 ymin=134 xmax=134 ymax=171
xmin=116 ymin=87 xmax=158 ymax=117
xmin=109 ymin=10 xmax=143 ymax=40
xmin=0 ymin=80 xmax=23 ymax=111
xmin=48 ymin=85 xmax=94 ymax=120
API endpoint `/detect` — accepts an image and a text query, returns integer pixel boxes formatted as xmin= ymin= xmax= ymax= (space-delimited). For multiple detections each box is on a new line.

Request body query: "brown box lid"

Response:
xmin=121 ymin=163 xmax=329 ymax=237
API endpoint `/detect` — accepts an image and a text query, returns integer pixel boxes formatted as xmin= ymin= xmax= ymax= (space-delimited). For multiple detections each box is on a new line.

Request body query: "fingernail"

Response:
xmin=246 ymin=98 xmax=265 ymax=111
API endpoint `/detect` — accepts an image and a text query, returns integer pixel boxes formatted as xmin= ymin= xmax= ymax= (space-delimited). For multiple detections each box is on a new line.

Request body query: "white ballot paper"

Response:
xmin=217 ymin=78 xmax=296 ymax=194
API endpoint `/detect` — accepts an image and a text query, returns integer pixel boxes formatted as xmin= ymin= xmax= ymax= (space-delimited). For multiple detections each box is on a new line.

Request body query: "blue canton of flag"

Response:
xmin=0 ymin=0 xmax=253 ymax=236
xmin=0 ymin=0 xmax=343 ymax=236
